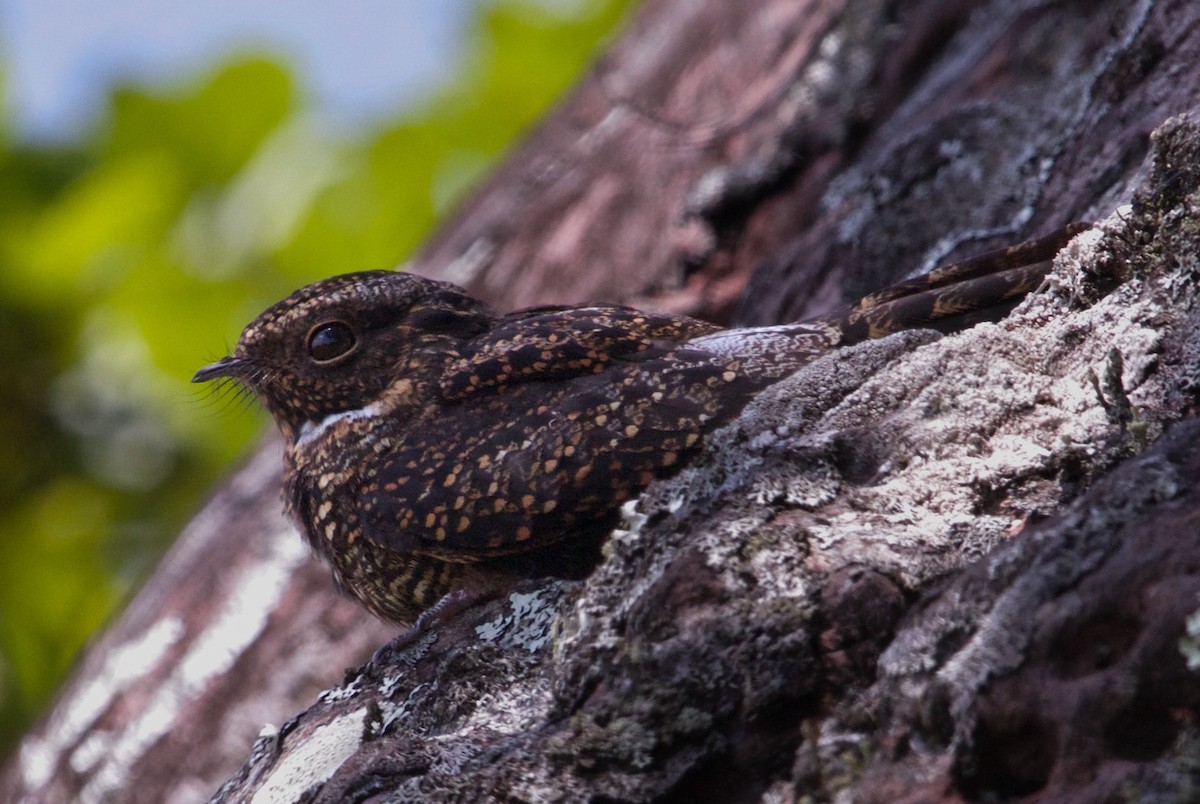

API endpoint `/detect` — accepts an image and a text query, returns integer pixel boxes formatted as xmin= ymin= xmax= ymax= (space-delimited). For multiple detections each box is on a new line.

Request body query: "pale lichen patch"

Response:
xmin=250 ymin=708 xmax=369 ymax=804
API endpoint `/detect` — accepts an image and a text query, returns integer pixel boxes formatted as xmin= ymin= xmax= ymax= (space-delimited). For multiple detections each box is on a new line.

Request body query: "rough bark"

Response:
xmin=7 ymin=0 xmax=1200 ymax=802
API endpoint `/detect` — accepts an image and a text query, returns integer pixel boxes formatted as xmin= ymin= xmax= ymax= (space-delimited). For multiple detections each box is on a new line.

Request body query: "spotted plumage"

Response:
xmin=194 ymin=225 xmax=1081 ymax=624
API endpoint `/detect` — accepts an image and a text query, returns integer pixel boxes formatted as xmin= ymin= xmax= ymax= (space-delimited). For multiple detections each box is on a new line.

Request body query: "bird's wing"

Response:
xmin=364 ymin=344 xmax=762 ymax=560
xmin=437 ymin=305 xmax=722 ymax=401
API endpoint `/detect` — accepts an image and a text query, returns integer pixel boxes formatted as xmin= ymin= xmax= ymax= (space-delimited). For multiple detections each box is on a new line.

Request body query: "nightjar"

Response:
xmin=194 ymin=225 xmax=1082 ymax=625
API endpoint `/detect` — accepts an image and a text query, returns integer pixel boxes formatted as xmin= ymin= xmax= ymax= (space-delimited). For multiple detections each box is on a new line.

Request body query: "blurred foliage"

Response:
xmin=0 ymin=0 xmax=636 ymax=757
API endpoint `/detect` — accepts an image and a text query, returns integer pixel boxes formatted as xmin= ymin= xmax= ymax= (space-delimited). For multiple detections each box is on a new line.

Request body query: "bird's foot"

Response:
xmin=367 ymin=588 xmax=485 ymax=669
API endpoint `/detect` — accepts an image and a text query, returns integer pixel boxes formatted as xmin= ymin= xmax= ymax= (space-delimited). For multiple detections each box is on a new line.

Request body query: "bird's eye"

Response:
xmin=306 ymin=321 xmax=357 ymax=363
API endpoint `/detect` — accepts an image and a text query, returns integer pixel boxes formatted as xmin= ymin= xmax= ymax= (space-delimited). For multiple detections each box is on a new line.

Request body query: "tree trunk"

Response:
xmin=7 ymin=0 xmax=1200 ymax=801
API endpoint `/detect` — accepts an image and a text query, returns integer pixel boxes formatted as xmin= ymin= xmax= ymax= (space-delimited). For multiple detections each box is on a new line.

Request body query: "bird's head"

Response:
xmin=193 ymin=271 xmax=496 ymax=441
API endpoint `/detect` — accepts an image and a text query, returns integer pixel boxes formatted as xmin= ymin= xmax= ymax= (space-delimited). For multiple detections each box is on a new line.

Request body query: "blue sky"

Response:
xmin=0 ymin=0 xmax=479 ymax=141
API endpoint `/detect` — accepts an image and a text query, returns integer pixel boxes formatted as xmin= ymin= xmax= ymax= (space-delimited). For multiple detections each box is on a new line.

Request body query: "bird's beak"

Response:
xmin=192 ymin=356 xmax=245 ymax=383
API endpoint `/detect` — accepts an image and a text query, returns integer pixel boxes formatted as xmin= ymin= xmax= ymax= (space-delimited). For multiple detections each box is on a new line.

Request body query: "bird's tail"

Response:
xmin=830 ymin=222 xmax=1088 ymax=346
